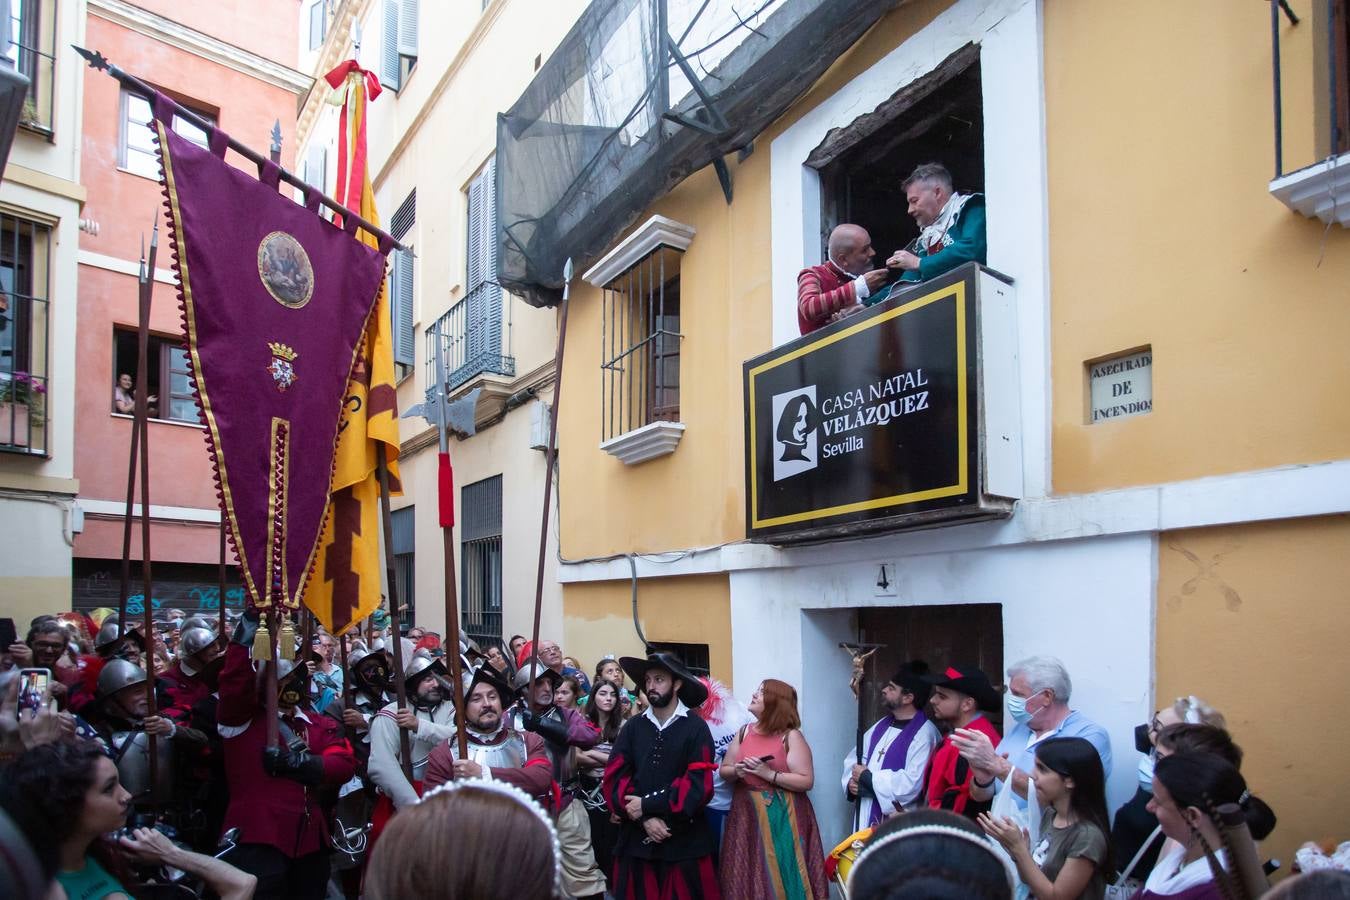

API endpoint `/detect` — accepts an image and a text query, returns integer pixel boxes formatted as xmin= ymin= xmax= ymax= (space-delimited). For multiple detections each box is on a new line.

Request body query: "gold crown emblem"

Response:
xmin=267 ymin=342 xmax=298 ymax=361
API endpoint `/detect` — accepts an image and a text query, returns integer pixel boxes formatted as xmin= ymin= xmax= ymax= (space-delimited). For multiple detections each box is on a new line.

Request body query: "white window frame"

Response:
xmin=118 ymin=89 xmax=214 ymax=180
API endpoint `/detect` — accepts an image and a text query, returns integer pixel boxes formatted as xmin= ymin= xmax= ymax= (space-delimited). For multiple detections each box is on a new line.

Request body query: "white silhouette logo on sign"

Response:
xmin=772 ymin=386 xmax=819 ymax=481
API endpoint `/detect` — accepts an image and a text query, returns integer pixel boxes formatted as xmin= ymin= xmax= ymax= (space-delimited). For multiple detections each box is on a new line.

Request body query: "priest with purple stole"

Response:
xmin=842 ymin=660 xmax=942 ymax=825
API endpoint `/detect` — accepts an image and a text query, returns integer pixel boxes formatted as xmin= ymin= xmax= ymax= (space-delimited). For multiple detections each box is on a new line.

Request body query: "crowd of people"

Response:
xmin=1 ymin=608 xmax=1347 ymax=900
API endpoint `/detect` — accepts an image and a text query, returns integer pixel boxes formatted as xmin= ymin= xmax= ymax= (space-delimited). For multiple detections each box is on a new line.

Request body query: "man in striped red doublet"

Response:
xmin=796 ymin=224 xmax=890 ymax=335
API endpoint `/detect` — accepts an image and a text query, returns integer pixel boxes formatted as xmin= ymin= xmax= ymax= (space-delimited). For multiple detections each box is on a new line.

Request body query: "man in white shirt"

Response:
xmin=842 ymin=660 xmax=941 ymax=827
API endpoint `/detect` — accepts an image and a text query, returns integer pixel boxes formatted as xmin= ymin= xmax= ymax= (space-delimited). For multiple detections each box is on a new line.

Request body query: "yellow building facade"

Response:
xmin=0 ymin=0 xmax=88 ymax=626
xmin=527 ymin=0 xmax=1350 ymax=868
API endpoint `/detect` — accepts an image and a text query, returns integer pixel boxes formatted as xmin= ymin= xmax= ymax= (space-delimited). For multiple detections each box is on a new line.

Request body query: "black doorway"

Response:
xmin=855 ymin=602 xmax=1003 ymax=734
xmin=816 ymin=54 xmax=984 ymax=269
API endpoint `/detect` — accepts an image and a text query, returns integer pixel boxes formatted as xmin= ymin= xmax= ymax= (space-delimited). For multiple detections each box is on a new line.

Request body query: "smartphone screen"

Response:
xmin=0 ymin=617 xmax=16 ymax=648
xmin=18 ymin=668 xmax=50 ymax=715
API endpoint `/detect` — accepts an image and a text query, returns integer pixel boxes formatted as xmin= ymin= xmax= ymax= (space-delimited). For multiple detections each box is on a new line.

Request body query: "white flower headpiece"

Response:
xmin=416 ymin=778 xmax=562 ymax=896
xmin=847 ymin=823 xmax=1018 ymax=895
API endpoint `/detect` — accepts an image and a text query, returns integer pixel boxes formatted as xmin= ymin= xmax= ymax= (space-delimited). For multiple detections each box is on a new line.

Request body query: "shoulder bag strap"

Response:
xmin=1115 ymin=824 xmax=1164 ymax=885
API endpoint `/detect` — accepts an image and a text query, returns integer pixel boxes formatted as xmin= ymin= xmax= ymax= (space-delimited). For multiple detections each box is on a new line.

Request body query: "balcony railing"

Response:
xmin=424 ymin=283 xmax=515 ymax=394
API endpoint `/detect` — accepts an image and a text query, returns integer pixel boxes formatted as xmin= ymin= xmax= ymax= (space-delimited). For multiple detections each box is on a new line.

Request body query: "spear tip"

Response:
xmin=71 ymin=45 xmax=108 ymax=71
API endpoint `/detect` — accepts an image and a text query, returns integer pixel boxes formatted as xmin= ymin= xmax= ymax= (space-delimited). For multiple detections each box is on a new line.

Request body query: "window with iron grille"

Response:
xmin=391 ymin=505 xmax=416 ymax=626
xmin=425 ymin=158 xmax=514 ymax=393
xmin=6 ymin=0 xmax=56 ymax=134
xmin=0 ymin=213 xmax=49 ymax=454
xmin=646 ymin=641 xmax=710 ymax=677
xmin=460 ymin=475 xmax=502 ymax=645
xmin=600 ymin=245 xmax=682 ymax=442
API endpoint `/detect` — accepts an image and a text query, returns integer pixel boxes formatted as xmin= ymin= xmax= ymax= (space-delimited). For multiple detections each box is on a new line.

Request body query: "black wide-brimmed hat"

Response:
xmin=620 ymin=652 xmax=707 ymax=709
xmin=466 ymin=663 xmax=516 ymax=708
xmin=923 ymin=664 xmax=1001 ymax=712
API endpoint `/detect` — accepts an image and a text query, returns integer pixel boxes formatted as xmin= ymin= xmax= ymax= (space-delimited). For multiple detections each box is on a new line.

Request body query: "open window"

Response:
xmin=813 ymin=48 xmax=984 ymax=270
xmin=112 ymin=328 xmax=197 ymax=424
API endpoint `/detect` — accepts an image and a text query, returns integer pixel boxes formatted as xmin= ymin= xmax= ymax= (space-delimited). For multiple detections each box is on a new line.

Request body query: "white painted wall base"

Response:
xmin=730 ymin=531 xmax=1155 ymax=844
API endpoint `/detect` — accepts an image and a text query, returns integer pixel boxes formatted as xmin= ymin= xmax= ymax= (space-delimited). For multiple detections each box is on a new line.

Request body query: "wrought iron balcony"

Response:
xmin=423 ymin=282 xmax=515 ymax=398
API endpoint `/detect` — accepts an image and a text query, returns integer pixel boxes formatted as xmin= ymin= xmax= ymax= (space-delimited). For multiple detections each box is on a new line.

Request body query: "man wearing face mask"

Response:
xmin=1109 ymin=696 xmax=1226 ymax=886
xmin=953 ymin=656 xmax=1111 ymax=813
xmin=216 ymin=609 xmax=358 ymax=899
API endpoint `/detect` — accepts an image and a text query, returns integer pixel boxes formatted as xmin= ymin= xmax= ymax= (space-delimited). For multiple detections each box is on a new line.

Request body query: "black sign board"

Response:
xmin=744 ymin=264 xmax=1008 ymax=543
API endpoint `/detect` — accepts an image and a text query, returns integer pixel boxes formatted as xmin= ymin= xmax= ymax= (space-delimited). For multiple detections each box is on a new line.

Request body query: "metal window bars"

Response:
xmin=1270 ymin=0 xmax=1350 ymax=179
xmin=460 ymin=475 xmax=502 ymax=646
xmin=0 ymin=213 xmax=49 ymax=455
xmin=600 ymin=244 xmax=682 ymax=443
xmin=8 ymin=0 xmax=56 ymax=134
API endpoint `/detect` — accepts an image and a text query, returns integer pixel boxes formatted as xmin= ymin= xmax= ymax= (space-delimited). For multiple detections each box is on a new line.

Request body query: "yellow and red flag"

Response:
xmin=307 ymin=62 xmax=402 ymax=635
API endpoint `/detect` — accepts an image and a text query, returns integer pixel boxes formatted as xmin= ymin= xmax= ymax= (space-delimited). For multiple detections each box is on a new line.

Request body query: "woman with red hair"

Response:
xmin=718 ymin=678 xmax=829 ymax=899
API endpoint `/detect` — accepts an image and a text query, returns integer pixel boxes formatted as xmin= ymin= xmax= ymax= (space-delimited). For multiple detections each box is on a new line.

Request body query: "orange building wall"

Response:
xmin=1156 ymin=515 xmax=1350 ymax=877
xmin=73 ymin=11 xmax=300 ymax=564
xmin=128 ymin=0 xmax=302 ymax=73
xmin=1044 ymin=0 xmax=1350 ymax=492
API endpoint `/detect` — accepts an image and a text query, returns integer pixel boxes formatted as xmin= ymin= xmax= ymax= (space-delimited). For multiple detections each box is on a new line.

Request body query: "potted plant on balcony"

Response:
xmin=0 ymin=371 xmax=45 ymax=448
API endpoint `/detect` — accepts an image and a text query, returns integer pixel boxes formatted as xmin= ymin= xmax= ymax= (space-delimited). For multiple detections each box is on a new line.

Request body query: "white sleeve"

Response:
xmin=416 ymin=717 xmax=458 ymax=743
xmin=841 ymin=746 xmax=859 ymax=794
xmin=870 ymin=724 xmax=940 ymax=811
xmin=853 ymin=274 xmax=870 ymax=301
xmin=368 ymin=712 xmax=420 ymax=809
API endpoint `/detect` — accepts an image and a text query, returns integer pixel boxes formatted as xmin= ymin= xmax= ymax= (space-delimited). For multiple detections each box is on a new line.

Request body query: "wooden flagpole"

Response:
xmin=217 ymin=523 xmax=227 ymax=635
xmin=73 ymin=47 xmax=409 ymax=256
xmin=527 ymin=261 xmax=574 ymax=690
xmin=426 ymin=322 xmax=468 ymax=759
xmin=115 ymin=242 xmax=147 ymax=637
xmin=376 ymin=445 xmax=413 ymax=780
xmin=134 ymin=222 xmax=160 ymax=804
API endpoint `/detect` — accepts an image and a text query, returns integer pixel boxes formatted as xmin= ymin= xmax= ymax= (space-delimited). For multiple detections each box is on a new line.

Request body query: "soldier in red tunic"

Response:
xmin=217 ymin=611 xmax=357 ymax=900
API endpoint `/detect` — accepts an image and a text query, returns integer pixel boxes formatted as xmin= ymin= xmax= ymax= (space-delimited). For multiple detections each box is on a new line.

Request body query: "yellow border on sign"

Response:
xmin=749 ymin=282 xmax=968 ymax=529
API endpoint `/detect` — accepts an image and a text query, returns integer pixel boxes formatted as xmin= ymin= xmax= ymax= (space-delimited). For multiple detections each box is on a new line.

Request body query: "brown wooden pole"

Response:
xmin=265 ymin=607 xmax=279 ymax=748
xmin=442 ymin=524 xmax=467 ymax=759
xmin=527 ymin=277 xmax=573 ymax=691
xmin=302 ymin=606 xmax=314 ymax=669
xmin=116 ymin=241 xmax=148 ymax=636
xmin=135 ymin=223 xmax=160 ymax=805
xmin=339 ymin=627 xmax=353 ymax=713
xmin=116 ymin=393 xmax=140 ymax=636
xmin=376 ymin=445 xmax=413 ymax=780
xmin=217 ymin=521 xmax=227 ymax=634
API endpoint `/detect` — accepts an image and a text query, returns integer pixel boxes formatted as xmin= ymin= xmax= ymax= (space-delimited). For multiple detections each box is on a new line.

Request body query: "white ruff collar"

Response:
xmin=917 ymin=191 xmax=974 ymax=254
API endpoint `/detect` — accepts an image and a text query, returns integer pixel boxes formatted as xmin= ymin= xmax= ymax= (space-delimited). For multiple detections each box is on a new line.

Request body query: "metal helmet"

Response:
xmin=181 ymin=615 xmax=215 ymax=634
xmin=96 ymin=658 xmax=148 ymax=701
xmin=178 ymin=626 xmax=220 ymax=660
xmin=347 ymin=647 xmax=370 ymax=669
xmin=95 ymin=621 xmax=145 ymax=657
xmin=512 ymin=658 xmax=562 ymax=694
xmin=403 ymin=653 xmax=447 ymax=690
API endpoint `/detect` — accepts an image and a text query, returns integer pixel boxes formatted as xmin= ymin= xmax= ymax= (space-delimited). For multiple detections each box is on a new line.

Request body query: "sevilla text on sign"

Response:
xmin=744 ymin=266 xmax=992 ymax=543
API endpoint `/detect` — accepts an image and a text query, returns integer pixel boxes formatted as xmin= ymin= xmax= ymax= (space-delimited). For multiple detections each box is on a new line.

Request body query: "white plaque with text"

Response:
xmin=1089 ymin=350 xmax=1152 ymax=423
